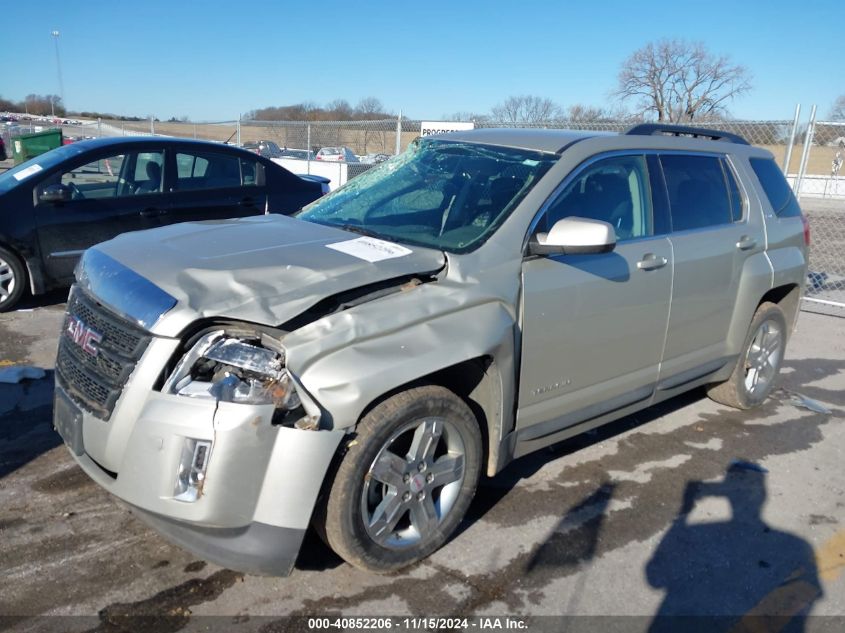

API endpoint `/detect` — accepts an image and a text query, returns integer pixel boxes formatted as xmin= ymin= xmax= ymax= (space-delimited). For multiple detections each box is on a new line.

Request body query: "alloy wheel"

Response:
xmin=0 ymin=256 xmax=16 ymax=304
xmin=743 ymin=319 xmax=783 ymax=397
xmin=361 ymin=416 xmax=466 ymax=548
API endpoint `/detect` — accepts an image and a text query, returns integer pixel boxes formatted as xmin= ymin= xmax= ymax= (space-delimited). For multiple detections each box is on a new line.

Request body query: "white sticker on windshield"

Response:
xmin=326 ymin=237 xmax=413 ymax=263
xmin=13 ymin=164 xmax=44 ymax=181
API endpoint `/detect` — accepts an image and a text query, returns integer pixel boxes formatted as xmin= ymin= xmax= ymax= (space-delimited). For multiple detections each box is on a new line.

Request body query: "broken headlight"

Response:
xmin=163 ymin=330 xmax=300 ymax=410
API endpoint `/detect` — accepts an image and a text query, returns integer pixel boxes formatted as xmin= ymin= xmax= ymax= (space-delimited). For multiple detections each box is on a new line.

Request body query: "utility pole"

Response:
xmin=51 ymin=30 xmax=65 ymax=114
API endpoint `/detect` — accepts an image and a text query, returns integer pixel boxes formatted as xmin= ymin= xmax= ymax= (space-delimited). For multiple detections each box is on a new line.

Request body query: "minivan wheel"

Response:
xmin=707 ymin=302 xmax=787 ymax=409
xmin=0 ymin=247 xmax=26 ymax=313
xmin=321 ymin=385 xmax=482 ymax=572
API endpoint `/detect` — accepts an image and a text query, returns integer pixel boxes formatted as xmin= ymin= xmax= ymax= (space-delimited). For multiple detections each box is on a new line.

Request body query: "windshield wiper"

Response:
xmin=338 ymin=223 xmax=383 ymax=239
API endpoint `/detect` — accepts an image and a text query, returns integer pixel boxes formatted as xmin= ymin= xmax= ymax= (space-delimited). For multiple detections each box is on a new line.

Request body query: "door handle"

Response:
xmin=139 ymin=208 xmax=166 ymax=218
xmin=736 ymin=236 xmax=757 ymax=250
xmin=637 ymin=253 xmax=668 ymax=271
xmin=238 ymin=197 xmax=255 ymax=207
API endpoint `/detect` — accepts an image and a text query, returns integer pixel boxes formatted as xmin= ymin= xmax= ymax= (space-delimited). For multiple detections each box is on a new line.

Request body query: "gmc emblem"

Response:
xmin=66 ymin=316 xmax=103 ymax=358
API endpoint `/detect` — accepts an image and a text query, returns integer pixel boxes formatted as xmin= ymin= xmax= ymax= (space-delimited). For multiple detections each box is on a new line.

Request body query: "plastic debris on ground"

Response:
xmin=0 ymin=365 xmax=47 ymax=384
xmin=785 ymin=391 xmax=832 ymax=415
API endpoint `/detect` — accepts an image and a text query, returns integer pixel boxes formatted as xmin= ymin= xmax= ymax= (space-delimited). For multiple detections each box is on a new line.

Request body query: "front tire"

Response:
xmin=707 ymin=302 xmax=787 ymax=409
xmin=322 ymin=385 xmax=482 ymax=572
xmin=0 ymin=247 xmax=26 ymax=313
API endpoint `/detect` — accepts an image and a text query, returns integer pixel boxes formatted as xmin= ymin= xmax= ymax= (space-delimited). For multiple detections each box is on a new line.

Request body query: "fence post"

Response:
xmin=194 ymin=123 xmax=197 ymax=139
xmin=150 ymin=116 xmax=155 ymax=135
xmin=783 ymin=103 xmax=801 ymax=174
xmin=795 ymin=105 xmax=817 ymax=200
xmin=122 ymin=121 xmax=125 ymax=136
xmin=237 ymin=115 xmax=241 ymax=146
xmin=97 ymin=117 xmax=101 ymax=137
xmin=395 ymin=111 xmax=402 ymax=155
xmin=307 ymin=123 xmax=311 ymax=174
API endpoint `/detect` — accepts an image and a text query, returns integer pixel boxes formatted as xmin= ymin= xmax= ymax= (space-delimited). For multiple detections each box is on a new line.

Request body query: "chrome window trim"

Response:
xmin=722 ymin=154 xmax=749 ymax=223
xmin=49 ymin=249 xmax=86 ymax=258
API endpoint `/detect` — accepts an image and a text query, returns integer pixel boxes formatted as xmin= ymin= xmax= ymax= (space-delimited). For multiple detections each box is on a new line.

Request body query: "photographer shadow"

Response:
xmin=647 ymin=463 xmax=822 ymax=633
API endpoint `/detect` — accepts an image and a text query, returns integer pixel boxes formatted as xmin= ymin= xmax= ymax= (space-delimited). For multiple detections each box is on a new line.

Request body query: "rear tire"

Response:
xmin=321 ymin=385 xmax=482 ymax=572
xmin=0 ymin=247 xmax=26 ymax=313
xmin=707 ymin=302 xmax=787 ymax=409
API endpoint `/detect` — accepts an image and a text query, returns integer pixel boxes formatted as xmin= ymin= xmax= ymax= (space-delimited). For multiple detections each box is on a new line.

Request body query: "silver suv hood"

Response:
xmin=84 ymin=214 xmax=446 ymax=337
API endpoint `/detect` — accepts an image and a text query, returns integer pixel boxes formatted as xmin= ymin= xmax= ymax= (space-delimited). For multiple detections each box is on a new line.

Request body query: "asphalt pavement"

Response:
xmin=1 ymin=283 xmax=844 ymax=632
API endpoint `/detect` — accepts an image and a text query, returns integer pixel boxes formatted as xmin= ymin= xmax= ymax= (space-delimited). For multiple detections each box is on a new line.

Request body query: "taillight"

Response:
xmin=801 ymin=214 xmax=810 ymax=246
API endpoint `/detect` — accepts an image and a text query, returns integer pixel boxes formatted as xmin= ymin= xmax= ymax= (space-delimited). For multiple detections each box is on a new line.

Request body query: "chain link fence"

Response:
xmin=802 ymin=200 xmax=845 ymax=317
xmin=7 ymin=112 xmax=841 ymax=316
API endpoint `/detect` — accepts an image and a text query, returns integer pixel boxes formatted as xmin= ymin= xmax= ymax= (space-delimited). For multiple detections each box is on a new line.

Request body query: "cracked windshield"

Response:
xmin=298 ymin=139 xmax=556 ymax=253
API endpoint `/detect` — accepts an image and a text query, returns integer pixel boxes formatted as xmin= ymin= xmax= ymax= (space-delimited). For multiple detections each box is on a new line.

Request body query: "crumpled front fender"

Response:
xmin=283 ymin=282 xmax=517 ymax=475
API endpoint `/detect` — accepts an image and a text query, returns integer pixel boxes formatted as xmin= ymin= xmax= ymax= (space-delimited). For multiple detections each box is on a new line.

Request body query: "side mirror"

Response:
xmin=38 ymin=183 xmax=73 ymax=204
xmin=529 ymin=217 xmax=616 ymax=256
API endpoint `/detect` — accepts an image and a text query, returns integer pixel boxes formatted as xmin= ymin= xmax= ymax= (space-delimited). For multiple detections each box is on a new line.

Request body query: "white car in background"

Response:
xmin=315 ymin=146 xmax=358 ymax=162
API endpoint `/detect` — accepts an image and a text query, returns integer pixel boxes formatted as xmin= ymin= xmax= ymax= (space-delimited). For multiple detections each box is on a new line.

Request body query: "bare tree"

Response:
xmin=325 ymin=99 xmax=354 ymax=120
xmin=445 ymin=111 xmax=489 ymax=123
xmin=354 ymin=97 xmax=391 ymax=154
xmin=830 ymin=95 xmax=845 ymax=120
xmin=565 ymin=104 xmax=639 ymax=122
xmin=616 ymin=39 xmax=751 ymax=122
xmin=355 ymin=97 xmax=389 ymax=119
xmin=491 ymin=95 xmax=563 ymax=123
xmin=23 ymin=93 xmax=65 ymax=117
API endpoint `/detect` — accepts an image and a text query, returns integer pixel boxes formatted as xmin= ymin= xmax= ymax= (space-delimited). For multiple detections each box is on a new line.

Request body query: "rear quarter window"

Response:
xmin=660 ymin=154 xmax=734 ymax=231
xmin=749 ymin=158 xmax=802 ymax=218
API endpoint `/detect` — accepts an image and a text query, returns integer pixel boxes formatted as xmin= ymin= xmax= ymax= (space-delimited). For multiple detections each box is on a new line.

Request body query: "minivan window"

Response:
xmin=541 ymin=154 xmax=653 ymax=241
xmin=661 ymin=154 xmax=734 ymax=231
xmin=749 ymin=157 xmax=802 ymax=218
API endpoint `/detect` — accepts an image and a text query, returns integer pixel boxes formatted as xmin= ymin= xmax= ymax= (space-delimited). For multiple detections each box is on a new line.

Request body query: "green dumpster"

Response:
xmin=11 ymin=129 xmax=63 ymax=164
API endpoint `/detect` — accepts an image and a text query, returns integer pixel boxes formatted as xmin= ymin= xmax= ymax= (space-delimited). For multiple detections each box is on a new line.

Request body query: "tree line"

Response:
xmin=0 ymin=93 xmax=151 ymax=122
xmin=244 ymin=97 xmax=392 ymax=122
xmin=0 ymin=94 xmax=66 ymax=117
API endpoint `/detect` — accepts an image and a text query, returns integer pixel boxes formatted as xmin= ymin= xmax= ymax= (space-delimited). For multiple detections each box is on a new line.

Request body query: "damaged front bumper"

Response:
xmin=59 ymin=386 xmax=344 ymax=576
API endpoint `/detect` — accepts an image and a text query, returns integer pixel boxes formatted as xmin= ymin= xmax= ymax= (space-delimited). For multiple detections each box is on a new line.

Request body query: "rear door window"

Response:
xmin=749 ymin=157 xmax=801 ymax=218
xmin=660 ymin=154 xmax=734 ymax=231
xmin=175 ymin=151 xmax=253 ymax=191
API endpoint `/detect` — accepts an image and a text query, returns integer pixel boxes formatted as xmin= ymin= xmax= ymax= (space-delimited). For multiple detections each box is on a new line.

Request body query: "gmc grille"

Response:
xmin=56 ymin=287 xmax=151 ymax=420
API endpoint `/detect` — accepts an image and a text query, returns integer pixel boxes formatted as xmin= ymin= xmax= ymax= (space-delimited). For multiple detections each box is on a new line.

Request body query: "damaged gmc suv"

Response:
xmin=54 ymin=125 xmax=808 ymax=575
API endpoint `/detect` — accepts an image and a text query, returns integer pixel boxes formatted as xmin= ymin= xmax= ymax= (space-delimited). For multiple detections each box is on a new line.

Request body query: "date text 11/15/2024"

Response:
xmin=306 ymin=617 xmax=529 ymax=630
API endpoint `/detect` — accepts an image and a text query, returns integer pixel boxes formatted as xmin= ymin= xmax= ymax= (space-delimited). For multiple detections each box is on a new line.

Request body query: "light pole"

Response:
xmin=51 ymin=30 xmax=64 ymax=116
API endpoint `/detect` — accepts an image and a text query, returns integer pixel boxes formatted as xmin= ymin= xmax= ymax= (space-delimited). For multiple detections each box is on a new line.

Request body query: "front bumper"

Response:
xmin=131 ymin=508 xmax=307 ymax=576
xmin=57 ymin=382 xmax=345 ymax=575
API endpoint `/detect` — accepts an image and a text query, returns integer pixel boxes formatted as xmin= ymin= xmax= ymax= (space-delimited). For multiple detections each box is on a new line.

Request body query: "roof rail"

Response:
xmin=625 ymin=123 xmax=750 ymax=145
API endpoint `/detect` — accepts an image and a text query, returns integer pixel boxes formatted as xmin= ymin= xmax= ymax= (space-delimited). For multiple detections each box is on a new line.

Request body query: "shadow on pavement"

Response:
xmin=0 ymin=371 xmax=59 ymax=478
xmin=646 ymin=463 xmax=822 ymax=633
xmin=463 ymin=388 xmax=705 ymax=532
xmin=527 ymin=481 xmax=615 ymax=572
xmin=13 ymin=288 xmax=69 ymax=311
